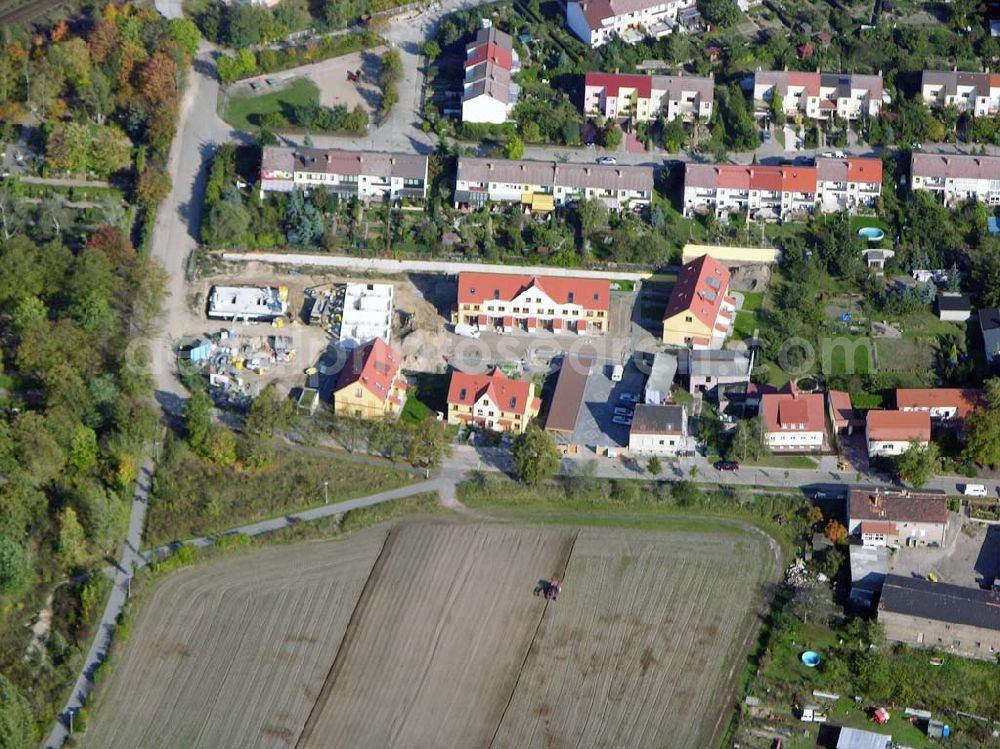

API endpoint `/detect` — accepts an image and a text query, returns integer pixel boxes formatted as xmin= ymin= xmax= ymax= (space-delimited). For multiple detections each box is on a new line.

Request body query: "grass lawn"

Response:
xmin=733 ymin=310 xmax=758 ymax=340
xmin=400 ymin=395 xmax=430 ymax=424
xmin=822 ymin=337 xmax=874 ymax=375
xmin=874 ymin=337 xmax=936 ymax=374
xmin=740 ymin=291 xmax=764 ymax=312
xmin=405 ymin=371 xmax=450 ymax=415
xmin=744 ymin=454 xmax=818 ymax=469
xmin=147 ymin=440 xmax=420 ymax=545
xmin=223 ymin=78 xmax=320 ymax=131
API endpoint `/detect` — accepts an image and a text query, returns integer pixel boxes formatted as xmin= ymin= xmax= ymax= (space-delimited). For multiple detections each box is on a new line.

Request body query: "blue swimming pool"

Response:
xmin=858 ymin=226 xmax=885 ymax=242
xmin=801 ymin=651 xmax=821 ymax=667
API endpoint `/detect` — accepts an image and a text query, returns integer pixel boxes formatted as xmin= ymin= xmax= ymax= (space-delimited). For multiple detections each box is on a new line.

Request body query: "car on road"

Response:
xmin=714 ymin=460 xmax=739 ymax=471
xmin=597 ymin=156 xmax=617 ymax=165
xmin=618 ymin=393 xmax=639 ymax=403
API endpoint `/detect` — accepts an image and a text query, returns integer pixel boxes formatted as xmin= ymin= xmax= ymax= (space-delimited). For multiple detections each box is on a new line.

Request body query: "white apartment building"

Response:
xmin=910 ymin=153 xmax=1000 ymax=206
xmin=582 ymin=72 xmax=714 ymax=122
xmin=761 ymin=391 xmax=826 ymax=451
xmin=567 ymin=0 xmax=687 ymax=47
xmin=921 ymin=70 xmax=1000 ymax=116
xmin=260 ymin=147 xmax=428 ymax=201
xmin=684 ymin=158 xmax=882 ymax=219
xmin=752 ymin=70 xmax=883 ymax=121
xmin=454 ymin=157 xmax=654 ymax=212
xmin=462 ymin=25 xmax=520 ymax=124
xmin=337 ymin=283 xmax=394 ymax=346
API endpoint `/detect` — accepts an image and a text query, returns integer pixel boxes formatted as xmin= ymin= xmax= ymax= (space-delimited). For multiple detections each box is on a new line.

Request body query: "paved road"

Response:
xmin=446 ymin=444 xmax=994 ymax=497
xmin=44 ymin=460 xmax=155 ymax=749
xmin=137 ymin=477 xmax=449 ymax=568
xmin=149 ymin=41 xmax=250 ymax=412
xmin=220 ymin=251 xmax=652 ymax=279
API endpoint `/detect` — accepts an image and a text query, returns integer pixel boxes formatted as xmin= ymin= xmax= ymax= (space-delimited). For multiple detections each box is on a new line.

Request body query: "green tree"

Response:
xmin=511 ymin=423 xmax=560 ymax=484
xmin=824 ymin=518 xmax=848 ymax=545
xmin=0 ymin=673 xmax=32 ymax=749
xmin=603 ymin=124 xmax=623 ymax=149
xmin=407 ymin=418 xmax=451 ymax=468
xmin=168 ymin=18 xmax=202 ymax=57
xmin=771 ymin=92 xmax=785 ymax=127
xmin=184 ymin=391 xmax=212 ymax=454
xmin=963 ymin=409 xmax=1000 ymax=467
xmin=646 ymin=456 xmax=662 ymax=474
xmin=202 ymin=201 xmax=250 ymax=246
xmin=57 ymin=506 xmax=87 ymax=567
xmin=894 ymin=440 xmax=938 ymax=487
xmin=983 ymin=377 xmax=1000 ymax=410
xmin=697 ymin=0 xmax=741 ymax=26
xmin=205 ymin=424 xmax=237 ymax=465
xmin=0 ymin=537 xmax=30 ymax=596
xmin=421 ymin=40 xmax=440 ymax=58
xmin=245 ymin=384 xmax=293 ymax=439
xmin=68 ymin=424 xmax=98 ymax=473
xmin=730 ymin=417 xmax=766 ymax=462
xmin=504 ymin=136 xmax=525 ymax=160
xmin=521 ymin=121 xmax=541 ymax=142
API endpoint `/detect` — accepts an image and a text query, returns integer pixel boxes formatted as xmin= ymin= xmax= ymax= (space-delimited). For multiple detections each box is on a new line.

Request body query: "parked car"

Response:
xmin=714 ymin=460 xmax=739 ymax=471
xmin=596 ymin=156 xmax=617 ymax=165
xmin=613 ymin=407 xmax=633 ymax=416
xmin=618 ymin=393 xmax=639 ymax=403
xmin=676 ymin=449 xmax=695 ymax=457
xmin=963 ymin=483 xmax=988 ymax=497
xmin=612 ymin=416 xmax=633 ymax=426
xmin=611 ymin=364 xmax=624 ymax=382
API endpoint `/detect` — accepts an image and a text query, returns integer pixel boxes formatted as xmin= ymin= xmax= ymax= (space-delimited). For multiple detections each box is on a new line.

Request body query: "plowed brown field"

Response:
xmin=84 ymin=523 xmax=774 ymax=749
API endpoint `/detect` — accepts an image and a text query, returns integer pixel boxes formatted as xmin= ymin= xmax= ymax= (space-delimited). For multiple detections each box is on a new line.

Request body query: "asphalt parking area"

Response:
xmin=571 ymin=359 xmax=646 ymax=450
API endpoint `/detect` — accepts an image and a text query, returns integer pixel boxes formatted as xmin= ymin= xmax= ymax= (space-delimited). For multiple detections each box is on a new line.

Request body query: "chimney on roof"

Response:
xmin=489 ymin=162 xmax=494 ymax=171
xmin=325 ymin=153 xmax=330 ymax=163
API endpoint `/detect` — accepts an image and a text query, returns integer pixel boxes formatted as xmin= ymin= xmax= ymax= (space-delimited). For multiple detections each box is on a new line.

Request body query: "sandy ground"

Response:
xmin=194 ymin=262 xmax=643 ymax=385
xmin=234 ymin=47 xmax=387 ymax=114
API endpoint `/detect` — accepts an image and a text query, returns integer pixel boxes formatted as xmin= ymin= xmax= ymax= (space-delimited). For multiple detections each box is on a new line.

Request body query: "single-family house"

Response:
xmin=447 ymin=368 xmax=541 ymax=433
xmin=895 ymin=388 xmax=980 ymax=425
xmin=628 ymin=404 xmax=687 ymax=456
xmin=452 ymin=272 xmax=610 ymax=335
xmin=333 ymin=337 xmax=408 ymax=419
xmin=582 ymin=72 xmax=714 ymax=122
xmin=462 ymin=26 xmax=520 ymax=124
xmin=661 ymin=255 xmax=735 ymax=348
xmin=567 ymin=0 xmax=689 ymax=47
xmin=847 ymin=487 xmax=949 ymax=547
xmin=761 ymin=390 xmax=826 ymax=451
xmin=865 ymin=410 xmax=931 ymax=457
xmin=678 ymin=349 xmax=752 ymax=403
xmin=937 ymin=292 xmax=973 ymax=321
xmin=879 ymin=574 xmax=1000 ymax=660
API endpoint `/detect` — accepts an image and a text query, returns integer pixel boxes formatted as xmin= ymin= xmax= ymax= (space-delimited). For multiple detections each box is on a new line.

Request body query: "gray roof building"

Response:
xmin=836 ymin=727 xmax=892 ymax=749
xmin=879 ymin=574 xmax=1000 ymax=632
xmin=981 ymin=307 xmax=1000 ymax=370
xmin=911 ymin=152 xmax=1000 ymax=180
xmin=545 ymin=355 xmax=592 ymax=434
xmin=456 ymin=157 xmax=655 ymax=194
xmin=630 ymin=404 xmax=686 ymax=434
xmin=644 ymin=352 xmax=678 ymax=405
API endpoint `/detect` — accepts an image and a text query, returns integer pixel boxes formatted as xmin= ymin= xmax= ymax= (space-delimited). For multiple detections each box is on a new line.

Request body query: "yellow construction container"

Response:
xmin=277 ymin=286 xmax=289 ymax=301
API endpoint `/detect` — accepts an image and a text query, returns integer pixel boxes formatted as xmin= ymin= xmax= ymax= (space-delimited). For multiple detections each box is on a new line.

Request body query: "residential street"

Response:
xmin=44 ymin=460 xmax=155 ymax=749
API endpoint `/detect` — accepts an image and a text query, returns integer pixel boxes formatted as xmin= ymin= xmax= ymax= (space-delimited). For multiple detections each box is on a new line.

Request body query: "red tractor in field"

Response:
xmin=346 ymin=70 xmax=361 ymax=83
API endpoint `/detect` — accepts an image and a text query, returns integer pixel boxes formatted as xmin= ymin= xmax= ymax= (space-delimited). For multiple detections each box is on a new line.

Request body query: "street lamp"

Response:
xmin=324 ymin=481 xmax=329 ymax=505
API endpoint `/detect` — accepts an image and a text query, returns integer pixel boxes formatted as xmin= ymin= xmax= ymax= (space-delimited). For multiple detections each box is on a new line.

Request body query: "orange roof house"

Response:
xmin=865 ymin=410 xmax=931 ymax=457
xmin=334 ymin=338 xmax=408 ymax=419
xmin=761 ymin=391 xmax=826 ymax=450
xmin=895 ymin=388 xmax=981 ymax=422
xmin=447 ymin=368 xmax=541 ymax=434
xmin=662 ymin=255 xmax=734 ymax=348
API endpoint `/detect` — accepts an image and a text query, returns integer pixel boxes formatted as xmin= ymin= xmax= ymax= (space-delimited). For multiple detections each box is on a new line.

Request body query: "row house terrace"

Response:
xmin=582 ymin=72 xmax=714 ymax=122
xmin=752 ymin=70 xmax=883 ymax=121
xmin=259 ymin=147 xmax=428 ymax=201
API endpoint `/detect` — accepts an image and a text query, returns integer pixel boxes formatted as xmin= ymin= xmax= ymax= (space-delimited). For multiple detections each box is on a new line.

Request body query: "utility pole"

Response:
xmin=324 ymin=480 xmax=329 ymax=505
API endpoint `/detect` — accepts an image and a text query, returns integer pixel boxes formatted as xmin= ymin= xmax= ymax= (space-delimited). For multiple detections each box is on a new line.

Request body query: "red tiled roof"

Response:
xmin=688 ymin=164 xmax=818 ymax=193
xmin=849 ymin=488 xmax=948 ymax=524
xmin=447 ymin=368 xmax=535 ymax=416
xmin=761 ymin=392 xmax=825 ymax=433
xmin=465 ymin=43 xmax=512 ymax=70
xmin=866 ymin=410 xmax=931 ymax=442
xmin=847 ymin=158 xmax=883 ymax=184
xmin=457 ymin=272 xmax=610 ymax=312
xmin=336 ymin=338 xmax=402 ymax=403
xmin=895 ymin=388 xmax=981 ymax=419
xmin=663 ymin=255 xmax=731 ymax=331
xmin=828 ymin=390 xmax=853 ymax=427
xmin=860 ymin=520 xmax=897 ymax=535
xmin=584 ymin=72 xmax=653 ymax=99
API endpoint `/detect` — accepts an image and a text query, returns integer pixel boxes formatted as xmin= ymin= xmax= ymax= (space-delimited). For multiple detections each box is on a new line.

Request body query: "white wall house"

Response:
xmin=911 ymin=153 xmax=1000 ymax=207
xmin=921 ymin=70 xmax=1000 ymax=116
xmin=583 ymin=72 xmax=714 ymax=122
xmin=567 ymin=0 xmax=687 ymax=47
xmin=753 ymin=70 xmax=883 ymax=121
xmin=761 ymin=392 xmax=826 ymax=451
xmin=260 ymin=147 xmax=428 ymax=201
xmin=683 ymin=158 xmax=882 ymax=219
xmin=628 ymin=404 xmax=687 ymax=456
xmin=865 ymin=410 xmax=931 ymax=457
xmin=454 ymin=157 xmax=654 ymax=211
xmin=462 ymin=26 xmax=519 ymax=125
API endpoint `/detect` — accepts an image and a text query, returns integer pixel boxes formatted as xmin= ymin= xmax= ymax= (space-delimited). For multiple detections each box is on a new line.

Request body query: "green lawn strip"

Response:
xmin=146 ymin=442 xmax=421 ymax=546
xmin=399 ymin=396 xmax=430 ymax=424
xmin=733 ymin=310 xmax=758 ymax=339
xmin=223 ymin=78 xmax=320 ymax=131
xmin=740 ymin=291 xmax=764 ymax=312
xmin=743 ymin=455 xmax=818 ymax=469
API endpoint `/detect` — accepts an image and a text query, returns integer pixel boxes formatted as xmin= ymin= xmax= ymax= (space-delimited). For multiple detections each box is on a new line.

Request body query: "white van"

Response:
xmin=453 ymin=323 xmax=481 ymax=339
xmin=963 ymin=484 xmax=988 ymax=497
xmin=611 ymin=364 xmax=624 ymax=382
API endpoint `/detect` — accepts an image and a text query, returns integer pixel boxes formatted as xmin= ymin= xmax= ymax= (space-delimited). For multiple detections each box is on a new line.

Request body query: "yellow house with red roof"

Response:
xmin=447 ymin=368 xmax=540 ymax=433
xmin=333 ymin=338 xmax=408 ymax=419
xmin=661 ymin=255 xmax=735 ymax=348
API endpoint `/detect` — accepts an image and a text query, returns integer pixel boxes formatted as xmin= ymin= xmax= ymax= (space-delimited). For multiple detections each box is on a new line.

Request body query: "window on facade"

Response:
xmin=355 ymin=387 xmax=363 ymax=398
